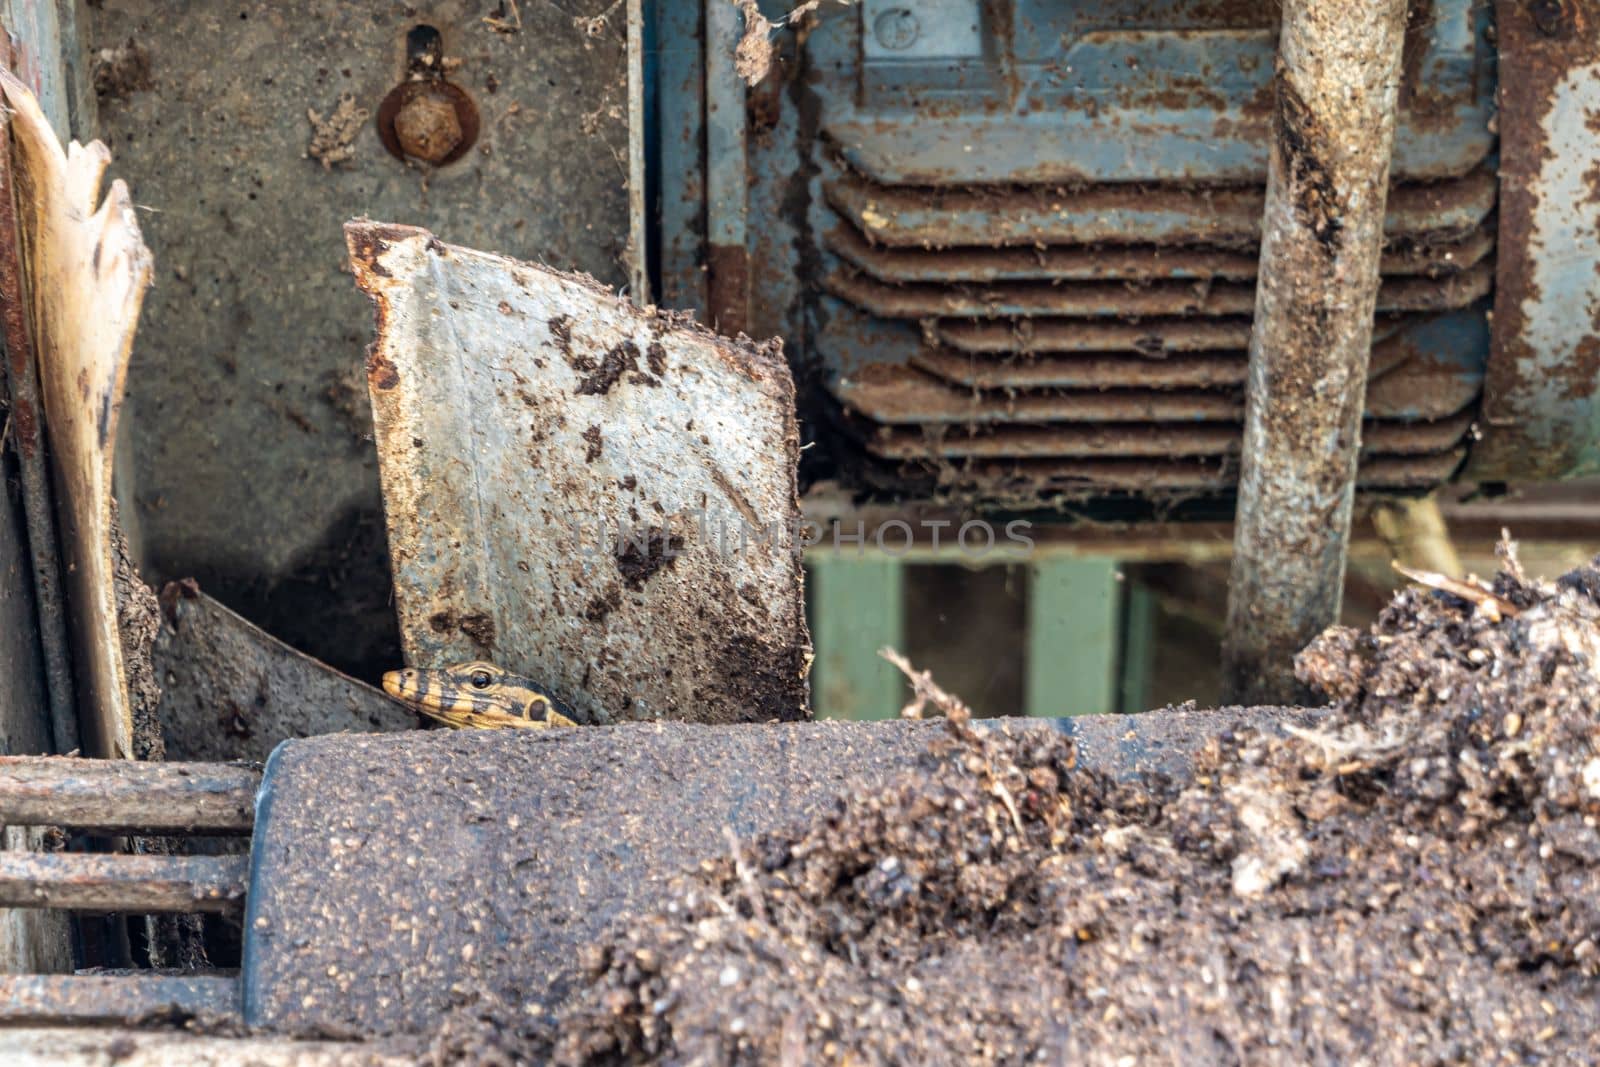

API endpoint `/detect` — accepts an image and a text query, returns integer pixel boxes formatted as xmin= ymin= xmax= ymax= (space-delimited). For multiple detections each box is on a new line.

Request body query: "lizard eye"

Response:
xmin=469 ymin=670 xmax=492 ymax=689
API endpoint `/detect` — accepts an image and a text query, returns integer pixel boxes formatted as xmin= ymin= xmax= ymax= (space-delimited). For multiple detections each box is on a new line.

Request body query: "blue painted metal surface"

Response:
xmin=650 ymin=0 xmax=1600 ymax=498
xmin=811 ymin=0 xmax=1495 ymax=185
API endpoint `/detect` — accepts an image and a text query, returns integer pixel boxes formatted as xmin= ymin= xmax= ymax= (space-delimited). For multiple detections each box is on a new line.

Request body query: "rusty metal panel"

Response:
xmin=349 ymin=223 xmax=809 ymax=725
xmin=825 ymin=166 xmax=1495 ymax=248
xmin=826 ymin=221 xmax=1494 ymax=285
xmin=242 ymin=709 xmax=1305 ymax=1034
xmin=861 ymin=411 xmax=1473 ymax=462
xmin=153 ymin=587 xmax=418 ymax=764
xmin=1468 ymin=0 xmax=1600 ymax=480
xmin=825 ymin=262 xmax=1491 ymax=319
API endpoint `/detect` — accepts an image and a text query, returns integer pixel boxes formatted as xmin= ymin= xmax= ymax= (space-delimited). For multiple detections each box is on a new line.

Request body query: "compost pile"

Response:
xmin=546 ymin=546 xmax=1600 ymax=1064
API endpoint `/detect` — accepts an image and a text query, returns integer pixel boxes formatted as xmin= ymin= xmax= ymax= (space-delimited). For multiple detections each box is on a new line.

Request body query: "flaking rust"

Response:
xmin=346 ymin=221 xmax=810 ymax=725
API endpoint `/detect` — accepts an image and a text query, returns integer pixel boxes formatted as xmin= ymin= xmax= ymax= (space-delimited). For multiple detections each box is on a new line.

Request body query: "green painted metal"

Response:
xmin=1025 ymin=559 xmax=1120 ymax=717
xmin=808 ymin=558 xmax=905 ymax=720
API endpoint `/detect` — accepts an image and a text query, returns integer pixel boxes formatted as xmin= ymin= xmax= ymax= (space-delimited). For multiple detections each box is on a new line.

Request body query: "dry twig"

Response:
xmin=1392 ymin=561 xmax=1520 ymax=622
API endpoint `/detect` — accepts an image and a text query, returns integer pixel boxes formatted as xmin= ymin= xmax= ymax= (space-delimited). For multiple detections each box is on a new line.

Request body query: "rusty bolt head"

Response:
xmin=393 ymin=90 xmax=463 ymax=164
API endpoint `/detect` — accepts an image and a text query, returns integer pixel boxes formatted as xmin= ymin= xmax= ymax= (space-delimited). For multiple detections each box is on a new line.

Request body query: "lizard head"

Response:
xmin=382 ymin=660 xmax=578 ymax=729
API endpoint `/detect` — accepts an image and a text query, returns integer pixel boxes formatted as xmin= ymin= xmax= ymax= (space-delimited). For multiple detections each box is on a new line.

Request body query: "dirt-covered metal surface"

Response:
xmin=153 ymin=584 xmax=417 ymax=764
xmin=543 ymin=546 xmax=1600 ymax=1063
xmin=348 ymin=223 xmax=809 ymax=725
xmin=87 ymin=1 xmax=631 ymax=680
xmin=240 ymin=708 xmax=1284 ymax=1036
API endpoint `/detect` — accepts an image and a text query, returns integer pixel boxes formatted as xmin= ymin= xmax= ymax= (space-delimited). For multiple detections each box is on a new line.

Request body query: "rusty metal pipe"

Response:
xmin=0 ymin=852 xmax=248 ymax=914
xmin=0 ymin=756 xmax=259 ymax=834
xmin=1221 ymin=0 xmax=1410 ymax=704
xmin=0 ymin=975 xmax=239 ymax=1025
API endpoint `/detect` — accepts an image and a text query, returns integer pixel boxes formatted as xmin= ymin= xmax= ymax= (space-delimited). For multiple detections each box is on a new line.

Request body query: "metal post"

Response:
xmin=808 ymin=557 xmax=905 ymax=719
xmin=1222 ymin=0 xmax=1410 ymax=704
xmin=1025 ymin=559 xmax=1119 ymax=716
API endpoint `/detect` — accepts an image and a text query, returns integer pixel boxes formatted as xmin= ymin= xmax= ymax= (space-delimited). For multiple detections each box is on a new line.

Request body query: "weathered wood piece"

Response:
xmin=0 ymin=755 xmax=259 ymax=834
xmin=0 ymin=69 xmax=153 ymax=758
xmin=348 ymin=222 xmax=810 ymax=725
xmin=1 ymin=1027 xmax=415 ymax=1066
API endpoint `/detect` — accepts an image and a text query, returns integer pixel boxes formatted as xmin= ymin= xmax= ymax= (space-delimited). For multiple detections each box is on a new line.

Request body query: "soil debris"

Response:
xmin=306 ymin=94 xmax=368 ymax=170
xmin=546 ymin=541 xmax=1600 ymax=1063
xmin=92 ymin=39 xmax=154 ymax=100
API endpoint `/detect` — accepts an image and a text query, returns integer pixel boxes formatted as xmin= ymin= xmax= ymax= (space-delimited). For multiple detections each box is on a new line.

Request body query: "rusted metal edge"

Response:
xmin=825 ymin=220 xmax=1493 ymax=285
xmin=0 ymin=975 xmax=239 ymax=1026
xmin=825 ymin=164 xmax=1495 ymax=248
xmin=0 ymin=852 xmax=248 ymax=913
xmin=823 ymin=260 xmax=1491 ymax=320
xmin=1467 ymin=0 xmax=1600 ymax=480
xmin=859 ymin=347 xmax=1476 ymax=424
xmin=0 ymin=755 xmax=259 ymax=833
xmin=0 ymin=40 xmax=77 ymax=756
xmin=1222 ymin=0 xmax=1410 ymax=705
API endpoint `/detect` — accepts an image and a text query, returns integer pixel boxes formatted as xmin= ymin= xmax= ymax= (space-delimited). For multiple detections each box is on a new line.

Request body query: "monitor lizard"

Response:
xmin=383 ymin=661 xmax=578 ymax=729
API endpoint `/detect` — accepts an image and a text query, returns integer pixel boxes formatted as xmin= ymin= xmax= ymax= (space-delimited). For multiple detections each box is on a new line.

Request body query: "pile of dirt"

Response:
xmin=543 ymin=543 xmax=1600 ymax=1064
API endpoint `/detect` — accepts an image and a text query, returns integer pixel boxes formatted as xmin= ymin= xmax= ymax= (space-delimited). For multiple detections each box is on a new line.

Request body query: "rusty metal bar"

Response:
xmin=0 ymin=975 xmax=239 ymax=1025
xmin=0 ymin=756 xmax=259 ymax=833
xmin=0 ymin=852 xmax=248 ymax=913
xmin=1222 ymin=0 xmax=1411 ymax=704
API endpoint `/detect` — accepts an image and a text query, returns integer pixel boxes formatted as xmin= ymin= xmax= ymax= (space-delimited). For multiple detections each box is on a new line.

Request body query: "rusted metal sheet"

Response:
xmin=912 ymin=348 xmax=1251 ymax=390
xmin=154 ymin=586 xmax=418 ymax=764
xmin=0 ymin=70 xmax=152 ymax=759
xmin=1223 ymin=0 xmax=1410 ymax=705
xmin=242 ymin=708 xmax=1306 ymax=1034
xmin=349 ymin=222 xmax=810 ymax=725
xmin=1468 ymin=0 xmax=1600 ymax=480
xmin=827 ymin=221 xmax=1493 ymax=285
xmin=0 ymin=756 xmax=258 ymax=834
xmin=862 ymin=411 xmax=1472 ymax=461
xmin=0 ymin=37 xmax=75 ymax=757
xmin=825 ymin=165 xmax=1494 ymax=248
xmin=0 ymin=976 xmax=239 ymax=1026
xmin=837 ymin=364 xmax=1244 ymax=425
xmin=825 ymin=261 xmax=1491 ymax=319
xmin=845 ymin=356 xmax=1477 ymax=429
xmin=0 ymin=852 xmax=247 ymax=914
